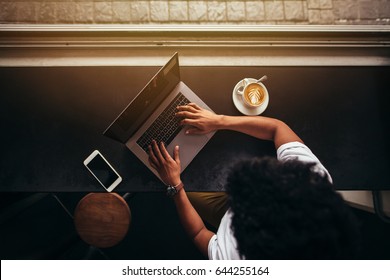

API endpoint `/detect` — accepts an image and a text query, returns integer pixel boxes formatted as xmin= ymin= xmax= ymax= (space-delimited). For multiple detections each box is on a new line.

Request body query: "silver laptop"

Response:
xmin=103 ymin=52 xmax=215 ymax=181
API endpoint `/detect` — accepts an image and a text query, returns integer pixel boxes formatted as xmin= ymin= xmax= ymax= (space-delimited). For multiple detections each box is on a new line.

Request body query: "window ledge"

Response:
xmin=1 ymin=24 xmax=390 ymax=66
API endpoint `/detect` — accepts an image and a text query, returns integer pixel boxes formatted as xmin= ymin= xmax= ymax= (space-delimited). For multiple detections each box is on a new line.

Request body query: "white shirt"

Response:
xmin=208 ymin=141 xmax=332 ymax=260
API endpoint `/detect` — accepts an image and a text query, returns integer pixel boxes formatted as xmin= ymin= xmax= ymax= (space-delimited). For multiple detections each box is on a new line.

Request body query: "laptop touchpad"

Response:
xmin=168 ymin=129 xmax=208 ymax=170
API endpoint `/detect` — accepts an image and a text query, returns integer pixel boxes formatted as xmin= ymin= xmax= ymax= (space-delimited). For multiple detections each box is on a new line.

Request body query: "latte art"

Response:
xmin=244 ymin=83 xmax=265 ymax=106
xmin=235 ymin=78 xmax=269 ymax=113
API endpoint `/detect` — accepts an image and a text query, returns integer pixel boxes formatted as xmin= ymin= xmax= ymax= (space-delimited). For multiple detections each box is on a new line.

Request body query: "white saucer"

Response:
xmin=232 ymin=78 xmax=269 ymax=116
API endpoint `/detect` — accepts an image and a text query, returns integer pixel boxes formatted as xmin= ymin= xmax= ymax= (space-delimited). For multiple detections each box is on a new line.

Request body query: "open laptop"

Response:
xmin=103 ymin=52 xmax=215 ymax=180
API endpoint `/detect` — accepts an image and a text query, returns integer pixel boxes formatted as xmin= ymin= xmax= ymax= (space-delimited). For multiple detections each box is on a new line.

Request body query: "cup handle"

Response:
xmin=237 ymin=78 xmax=249 ymax=95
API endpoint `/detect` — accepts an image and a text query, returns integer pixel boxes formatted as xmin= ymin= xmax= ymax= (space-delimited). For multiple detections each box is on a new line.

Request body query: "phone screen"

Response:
xmin=86 ymin=153 xmax=120 ymax=189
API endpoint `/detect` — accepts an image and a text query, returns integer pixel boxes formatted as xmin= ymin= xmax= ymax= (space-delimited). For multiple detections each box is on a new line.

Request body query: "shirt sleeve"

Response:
xmin=208 ymin=210 xmax=242 ymax=260
xmin=277 ymin=141 xmax=333 ymax=184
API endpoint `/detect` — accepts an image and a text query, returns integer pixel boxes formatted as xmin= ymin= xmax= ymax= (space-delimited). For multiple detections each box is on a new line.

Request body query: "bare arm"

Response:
xmin=176 ymin=103 xmax=302 ymax=149
xmin=216 ymin=115 xmax=302 ymax=149
xmin=148 ymin=141 xmax=214 ymax=257
xmin=172 ymin=188 xmax=215 ymax=256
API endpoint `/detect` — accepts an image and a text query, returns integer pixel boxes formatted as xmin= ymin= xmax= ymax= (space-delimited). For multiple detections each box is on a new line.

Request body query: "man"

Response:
xmin=148 ymin=103 xmax=360 ymax=259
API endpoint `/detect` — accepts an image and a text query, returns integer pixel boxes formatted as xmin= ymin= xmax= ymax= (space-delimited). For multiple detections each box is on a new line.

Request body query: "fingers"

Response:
xmin=159 ymin=141 xmax=172 ymax=161
xmin=151 ymin=140 xmax=164 ymax=162
xmin=176 ymin=104 xmax=200 ymax=127
xmin=148 ymin=140 xmax=179 ymax=164
xmin=148 ymin=157 xmax=158 ymax=170
xmin=175 ymin=110 xmax=196 ymax=119
xmin=180 ymin=117 xmax=197 ymax=126
xmin=177 ymin=103 xmax=201 ymax=113
xmin=148 ymin=142 xmax=159 ymax=168
xmin=173 ymin=145 xmax=180 ymax=163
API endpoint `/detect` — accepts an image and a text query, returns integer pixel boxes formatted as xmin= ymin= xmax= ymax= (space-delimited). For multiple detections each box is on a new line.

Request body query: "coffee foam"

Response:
xmin=244 ymin=83 xmax=265 ymax=106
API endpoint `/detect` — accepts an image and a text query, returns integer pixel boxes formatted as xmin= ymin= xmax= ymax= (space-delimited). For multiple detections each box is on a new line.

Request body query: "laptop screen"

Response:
xmin=104 ymin=53 xmax=181 ymax=143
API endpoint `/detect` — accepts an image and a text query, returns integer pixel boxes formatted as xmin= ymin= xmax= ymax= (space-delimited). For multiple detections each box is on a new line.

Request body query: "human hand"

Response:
xmin=176 ymin=103 xmax=223 ymax=135
xmin=148 ymin=140 xmax=181 ymax=186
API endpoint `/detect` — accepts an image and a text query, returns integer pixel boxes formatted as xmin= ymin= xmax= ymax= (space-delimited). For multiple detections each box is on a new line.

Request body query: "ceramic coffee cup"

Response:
xmin=237 ymin=78 xmax=268 ymax=108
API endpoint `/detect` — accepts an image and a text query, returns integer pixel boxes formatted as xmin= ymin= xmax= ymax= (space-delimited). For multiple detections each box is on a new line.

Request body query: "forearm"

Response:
xmin=147 ymin=133 xmax=214 ymax=256
xmin=216 ymin=115 xmax=302 ymax=149
xmin=173 ymin=189 xmax=214 ymax=257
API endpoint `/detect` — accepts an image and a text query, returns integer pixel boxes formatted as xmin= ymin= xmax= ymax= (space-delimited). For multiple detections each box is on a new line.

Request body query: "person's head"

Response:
xmin=226 ymin=157 xmax=361 ymax=259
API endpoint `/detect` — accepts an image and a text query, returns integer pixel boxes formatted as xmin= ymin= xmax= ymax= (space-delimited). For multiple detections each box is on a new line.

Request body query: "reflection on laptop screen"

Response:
xmin=104 ymin=53 xmax=180 ymax=143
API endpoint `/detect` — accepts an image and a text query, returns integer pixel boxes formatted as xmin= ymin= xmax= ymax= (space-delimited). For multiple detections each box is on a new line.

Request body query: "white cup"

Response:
xmin=237 ymin=78 xmax=268 ymax=108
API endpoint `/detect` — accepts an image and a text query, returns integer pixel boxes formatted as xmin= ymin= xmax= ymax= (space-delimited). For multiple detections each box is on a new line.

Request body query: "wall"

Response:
xmin=0 ymin=0 xmax=389 ymax=25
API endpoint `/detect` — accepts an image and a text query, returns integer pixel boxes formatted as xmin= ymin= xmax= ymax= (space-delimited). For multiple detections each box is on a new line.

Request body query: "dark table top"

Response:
xmin=1 ymin=66 xmax=389 ymax=192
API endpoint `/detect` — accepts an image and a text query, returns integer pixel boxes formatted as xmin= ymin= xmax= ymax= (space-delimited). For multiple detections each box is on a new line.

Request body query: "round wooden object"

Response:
xmin=74 ymin=193 xmax=131 ymax=248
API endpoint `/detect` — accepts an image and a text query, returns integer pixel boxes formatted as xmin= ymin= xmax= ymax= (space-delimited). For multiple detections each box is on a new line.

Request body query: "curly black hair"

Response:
xmin=226 ymin=157 xmax=361 ymax=260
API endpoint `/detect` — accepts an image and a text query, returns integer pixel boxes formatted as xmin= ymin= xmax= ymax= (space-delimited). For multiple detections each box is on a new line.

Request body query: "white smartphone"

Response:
xmin=83 ymin=150 xmax=122 ymax=192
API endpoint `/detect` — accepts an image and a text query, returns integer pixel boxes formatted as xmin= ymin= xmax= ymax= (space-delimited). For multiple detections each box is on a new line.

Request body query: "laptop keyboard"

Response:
xmin=136 ymin=93 xmax=190 ymax=153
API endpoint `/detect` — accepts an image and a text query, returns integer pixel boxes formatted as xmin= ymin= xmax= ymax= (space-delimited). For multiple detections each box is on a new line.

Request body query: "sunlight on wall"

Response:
xmin=0 ymin=0 xmax=389 ymax=25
